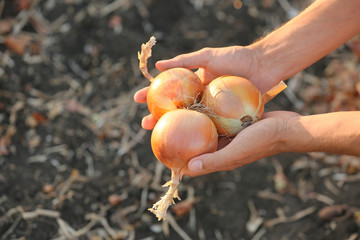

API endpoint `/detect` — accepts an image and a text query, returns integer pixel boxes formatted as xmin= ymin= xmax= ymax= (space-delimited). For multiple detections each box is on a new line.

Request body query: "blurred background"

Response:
xmin=1 ymin=0 xmax=360 ymax=239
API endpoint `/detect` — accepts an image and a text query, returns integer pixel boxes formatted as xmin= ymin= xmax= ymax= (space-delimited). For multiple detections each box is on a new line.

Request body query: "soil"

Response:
xmin=1 ymin=0 xmax=360 ymax=240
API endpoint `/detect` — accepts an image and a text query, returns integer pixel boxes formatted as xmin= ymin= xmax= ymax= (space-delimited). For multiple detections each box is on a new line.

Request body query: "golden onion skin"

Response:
xmin=147 ymin=68 xmax=204 ymax=120
xmin=151 ymin=109 xmax=218 ymax=170
xmin=202 ymin=76 xmax=264 ymax=137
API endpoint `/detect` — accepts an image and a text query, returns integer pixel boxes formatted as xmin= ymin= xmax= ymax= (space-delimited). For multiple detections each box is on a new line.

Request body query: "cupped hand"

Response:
xmin=134 ymin=46 xmax=261 ymax=130
xmin=182 ymin=111 xmax=301 ymax=177
xmin=133 ymin=86 xmax=157 ymax=130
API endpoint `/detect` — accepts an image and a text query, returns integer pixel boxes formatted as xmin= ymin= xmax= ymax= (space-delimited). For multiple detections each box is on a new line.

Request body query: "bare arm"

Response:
xmin=251 ymin=0 xmax=360 ymax=90
xmin=281 ymin=112 xmax=360 ymax=156
xmin=184 ymin=111 xmax=360 ymax=176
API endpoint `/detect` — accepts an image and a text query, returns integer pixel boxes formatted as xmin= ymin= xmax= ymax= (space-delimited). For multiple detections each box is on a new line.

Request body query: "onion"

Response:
xmin=147 ymin=68 xmax=204 ymax=120
xmin=138 ymin=37 xmax=204 ymax=120
xmin=149 ymin=109 xmax=218 ymax=220
xmin=202 ymin=75 xmax=287 ymax=137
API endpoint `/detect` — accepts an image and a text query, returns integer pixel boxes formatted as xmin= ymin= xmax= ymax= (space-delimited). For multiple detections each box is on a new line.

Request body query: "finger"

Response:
xmin=184 ymin=147 xmax=237 ymax=177
xmin=217 ymin=137 xmax=231 ymax=150
xmin=155 ymin=48 xmax=211 ymax=71
xmin=141 ymin=114 xmax=157 ymax=130
xmin=263 ymin=111 xmax=301 ymax=119
xmin=195 ymin=68 xmax=219 ymax=85
xmin=133 ymin=87 xmax=149 ymax=103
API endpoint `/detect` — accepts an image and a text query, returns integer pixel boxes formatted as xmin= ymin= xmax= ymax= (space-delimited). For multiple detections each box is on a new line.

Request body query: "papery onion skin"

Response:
xmin=151 ymin=109 xmax=218 ymax=170
xmin=147 ymin=68 xmax=204 ymax=120
xmin=202 ymin=75 xmax=264 ymax=137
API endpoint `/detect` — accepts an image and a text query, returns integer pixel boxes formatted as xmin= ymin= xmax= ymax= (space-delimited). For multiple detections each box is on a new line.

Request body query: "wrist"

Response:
xmin=251 ymin=114 xmax=298 ymax=158
xmin=279 ymin=112 xmax=360 ymax=156
xmin=275 ymin=113 xmax=308 ymax=154
xmin=247 ymin=42 xmax=281 ymax=93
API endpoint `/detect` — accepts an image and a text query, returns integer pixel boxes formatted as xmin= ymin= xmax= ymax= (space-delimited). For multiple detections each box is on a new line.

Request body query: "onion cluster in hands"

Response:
xmin=138 ymin=36 xmax=286 ymax=220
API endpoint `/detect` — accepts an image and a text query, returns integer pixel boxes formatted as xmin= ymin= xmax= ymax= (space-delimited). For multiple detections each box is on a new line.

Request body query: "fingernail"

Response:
xmin=189 ymin=160 xmax=203 ymax=171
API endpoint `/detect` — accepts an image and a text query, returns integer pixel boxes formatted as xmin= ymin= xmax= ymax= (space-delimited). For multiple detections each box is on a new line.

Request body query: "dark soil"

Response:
xmin=1 ymin=0 xmax=360 ymax=240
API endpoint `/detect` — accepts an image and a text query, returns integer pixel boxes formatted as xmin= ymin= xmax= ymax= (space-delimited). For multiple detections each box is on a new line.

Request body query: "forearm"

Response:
xmin=251 ymin=0 xmax=360 ymax=88
xmin=281 ymin=111 xmax=360 ymax=156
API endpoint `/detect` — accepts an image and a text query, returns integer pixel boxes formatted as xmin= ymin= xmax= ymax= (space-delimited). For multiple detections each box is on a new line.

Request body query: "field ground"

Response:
xmin=1 ymin=0 xmax=360 ymax=239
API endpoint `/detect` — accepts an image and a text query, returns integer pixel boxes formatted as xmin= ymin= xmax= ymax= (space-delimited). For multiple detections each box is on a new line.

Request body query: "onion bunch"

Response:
xmin=138 ymin=37 xmax=286 ymax=220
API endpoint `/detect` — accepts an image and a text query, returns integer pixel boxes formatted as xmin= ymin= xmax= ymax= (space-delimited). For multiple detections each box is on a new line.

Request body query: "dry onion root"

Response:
xmin=138 ymin=36 xmax=287 ymax=220
xmin=149 ymin=168 xmax=182 ymax=221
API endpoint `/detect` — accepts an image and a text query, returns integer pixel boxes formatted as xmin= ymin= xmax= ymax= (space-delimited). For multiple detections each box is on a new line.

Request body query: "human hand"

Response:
xmin=156 ymin=46 xmax=260 ymax=86
xmin=134 ymin=46 xmax=269 ymax=130
xmin=133 ymin=86 xmax=156 ymax=130
xmin=182 ymin=111 xmax=301 ymax=177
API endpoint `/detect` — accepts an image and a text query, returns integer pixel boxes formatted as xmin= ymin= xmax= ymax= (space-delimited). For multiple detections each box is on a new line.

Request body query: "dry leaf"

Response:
xmin=261 ymin=0 xmax=275 ymax=9
xmin=354 ymin=210 xmax=360 ymax=226
xmin=47 ymin=101 xmax=64 ymax=120
xmin=273 ymin=161 xmax=288 ymax=193
xmin=27 ymin=112 xmax=47 ymax=127
xmin=108 ymin=194 xmax=122 ymax=206
xmin=5 ymin=34 xmax=32 ymax=55
xmin=108 ymin=15 xmax=123 ymax=34
xmin=32 ymin=112 xmax=47 ymax=124
xmin=65 ymin=98 xmax=90 ymax=115
xmin=15 ymin=0 xmax=31 ymax=12
xmin=274 ymin=172 xmax=288 ymax=193
xmin=339 ymin=156 xmax=360 ymax=175
xmin=43 ymin=184 xmax=54 ymax=194
xmin=5 ymin=32 xmax=42 ymax=55
xmin=246 ymin=200 xmax=263 ymax=234
xmin=0 ymin=138 xmax=8 ymax=156
xmin=26 ymin=129 xmax=41 ymax=148
xmin=29 ymin=14 xmax=50 ymax=35
xmin=0 ymin=125 xmax=16 ymax=156
xmin=170 ymin=198 xmax=197 ymax=217
xmin=318 ymin=205 xmax=350 ymax=221
xmin=0 ymin=19 xmax=14 ymax=35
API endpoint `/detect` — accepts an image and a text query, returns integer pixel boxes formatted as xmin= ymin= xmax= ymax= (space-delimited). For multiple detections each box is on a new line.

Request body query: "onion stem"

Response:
xmin=262 ymin=81 xmax=287 ymax=103
xmin=138 ymin=36 xmax=156 ymax=82
xmin=149 ymin=168 xmax=182 ymax=221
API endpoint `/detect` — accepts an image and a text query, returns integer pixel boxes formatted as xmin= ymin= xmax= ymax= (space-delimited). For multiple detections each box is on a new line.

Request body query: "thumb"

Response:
xmin=185 ymin=149 xmax=236 ymax=177
xmin=155 ymin=48 xmax=210 ymax=71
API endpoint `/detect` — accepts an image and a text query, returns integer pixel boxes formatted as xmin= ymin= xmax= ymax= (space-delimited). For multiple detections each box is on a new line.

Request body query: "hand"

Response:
xmin=134 ymin=46 xmax=268 ymax=130
xmin=182 ymin=111 xmax=301 ymax=177
xmin=133 ymin=86 xmax=155 ymax=130
xmin=156 ymin=46 xmax=259 ymax=86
